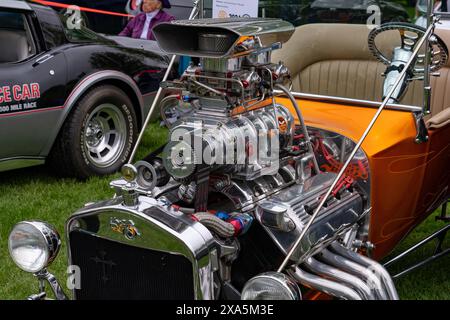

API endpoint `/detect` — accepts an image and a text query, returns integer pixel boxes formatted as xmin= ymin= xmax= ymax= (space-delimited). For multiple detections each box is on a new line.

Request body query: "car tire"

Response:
xmin=49 ymin=85 xmax=138 ymax=179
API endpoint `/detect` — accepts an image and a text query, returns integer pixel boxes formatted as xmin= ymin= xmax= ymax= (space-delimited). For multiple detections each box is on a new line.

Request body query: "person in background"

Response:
xmin=119 ymin=0 xmax=174 ymax=41
xmin=125 ymin=0 xmax=143 ymax=17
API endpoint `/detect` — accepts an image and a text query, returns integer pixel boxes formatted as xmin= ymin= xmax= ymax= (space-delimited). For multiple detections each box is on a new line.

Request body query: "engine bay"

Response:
xmin=107 ymin=18 xmax=375 ymax=298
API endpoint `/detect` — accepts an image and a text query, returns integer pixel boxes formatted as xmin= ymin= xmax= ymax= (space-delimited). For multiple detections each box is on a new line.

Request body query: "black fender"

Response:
xmin=41 ymin=70 xmax=144 ymax=156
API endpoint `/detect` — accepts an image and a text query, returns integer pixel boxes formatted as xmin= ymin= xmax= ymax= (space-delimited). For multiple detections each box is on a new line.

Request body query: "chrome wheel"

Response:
xmin=83 ymin=103 xmax=127 ymax=168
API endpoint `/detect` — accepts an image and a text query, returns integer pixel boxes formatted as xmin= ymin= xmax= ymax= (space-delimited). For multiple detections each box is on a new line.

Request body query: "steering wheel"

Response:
xmin=368 ymin=22 xmax=448 ymax=74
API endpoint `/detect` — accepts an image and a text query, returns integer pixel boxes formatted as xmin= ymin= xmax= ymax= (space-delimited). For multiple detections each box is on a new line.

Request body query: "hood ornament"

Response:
xmin=110 ymin=218 xmax=141 ymax=240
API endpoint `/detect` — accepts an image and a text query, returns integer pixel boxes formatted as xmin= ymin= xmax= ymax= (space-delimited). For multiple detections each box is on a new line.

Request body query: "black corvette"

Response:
xmin=0 ymin=0 xmax=170 ymax=179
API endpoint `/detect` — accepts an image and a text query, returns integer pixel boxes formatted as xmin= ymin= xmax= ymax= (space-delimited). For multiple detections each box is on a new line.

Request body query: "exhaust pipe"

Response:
xmin=288 ymin=266 xmax=362 ymax=300
xmin=318 ymin=248 xmax=388 ymax=300
xmin=329 ymin=242 xmax=399 ymax=300
xmin=303 ymin=257 xmax=376 ymax=300
xmin=289 ymin=242 xmax=399 ymax=300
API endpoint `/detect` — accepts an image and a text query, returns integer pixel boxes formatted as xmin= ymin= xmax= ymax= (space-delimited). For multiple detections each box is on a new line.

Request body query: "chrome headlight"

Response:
xmin=241 ymin=272 xmax=301 ymax=300
xmin=121 ymin=164 xmax=138 ymax=183
xmin=8 ymin=221 xmax=61 ymax=273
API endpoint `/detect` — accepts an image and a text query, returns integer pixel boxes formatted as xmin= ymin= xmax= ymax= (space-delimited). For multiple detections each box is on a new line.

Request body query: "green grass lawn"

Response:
xmin=0 ymin=122 xmax=448 ymax=300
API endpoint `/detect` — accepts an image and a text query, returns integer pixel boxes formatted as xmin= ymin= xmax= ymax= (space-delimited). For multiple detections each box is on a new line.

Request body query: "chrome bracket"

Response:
xmin=120 ymin=183 xmax=139 ymax=207
xmin=413 ymin=111 xmax=429 ymax=144
xmin=27 ymin=292 xmax=46 ymax=300
xmin=33 ymin=269 xmax=69 ymax=300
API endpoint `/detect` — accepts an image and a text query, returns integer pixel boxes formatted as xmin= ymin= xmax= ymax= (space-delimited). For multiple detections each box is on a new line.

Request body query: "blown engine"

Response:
xmin=68 ymin=18 xmax=397 ymax=300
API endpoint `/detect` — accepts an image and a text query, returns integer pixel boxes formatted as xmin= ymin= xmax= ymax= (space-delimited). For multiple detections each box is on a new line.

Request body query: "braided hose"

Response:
xmin=193 ymin=212 xmax=235 ymax=238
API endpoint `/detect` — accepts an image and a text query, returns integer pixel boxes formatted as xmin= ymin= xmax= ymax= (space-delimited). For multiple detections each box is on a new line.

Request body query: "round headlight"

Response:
xmin=121 ymin=164 xmax=138 ymax=183
xmin=241 ymin=272 xmax=301 ymax=300
xmin=8 ymin=221 xmax=61 ymax=273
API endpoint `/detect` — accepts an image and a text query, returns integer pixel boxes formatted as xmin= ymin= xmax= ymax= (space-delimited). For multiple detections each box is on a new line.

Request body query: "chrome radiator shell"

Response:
xmin=65 ymin=196 xmax=216 ymax=300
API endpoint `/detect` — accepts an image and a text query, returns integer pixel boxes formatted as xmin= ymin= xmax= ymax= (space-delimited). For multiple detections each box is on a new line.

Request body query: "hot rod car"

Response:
xmin=0 ymin=0 xmax=170 ymax=178
xmin=7 ymin=0 xmax=450 ymax=300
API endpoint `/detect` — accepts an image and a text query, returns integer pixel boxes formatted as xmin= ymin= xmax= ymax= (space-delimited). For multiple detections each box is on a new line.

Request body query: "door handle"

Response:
xmin=33 ymin=54 xmax=54 ymax=67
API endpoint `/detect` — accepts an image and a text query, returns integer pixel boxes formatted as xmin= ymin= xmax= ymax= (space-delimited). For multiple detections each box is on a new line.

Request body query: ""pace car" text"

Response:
xmin=0 ymin=83 xmax=41 ymax=104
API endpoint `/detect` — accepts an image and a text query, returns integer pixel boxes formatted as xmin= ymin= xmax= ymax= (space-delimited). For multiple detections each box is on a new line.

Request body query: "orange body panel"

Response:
xmin=275 ymin=97 xmax=450 ymax=260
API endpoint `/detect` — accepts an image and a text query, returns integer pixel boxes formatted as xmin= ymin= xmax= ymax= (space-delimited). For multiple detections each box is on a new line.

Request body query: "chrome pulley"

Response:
xmin=162 ymin=140 xmax=198 ymax=181
xmin=368 ymin=22 xmax=448 ymax=75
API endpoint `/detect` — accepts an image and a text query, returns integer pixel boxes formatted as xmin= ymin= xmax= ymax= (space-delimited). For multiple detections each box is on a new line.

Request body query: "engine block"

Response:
xmin=256 ymin=172 xmax=365 ymax=262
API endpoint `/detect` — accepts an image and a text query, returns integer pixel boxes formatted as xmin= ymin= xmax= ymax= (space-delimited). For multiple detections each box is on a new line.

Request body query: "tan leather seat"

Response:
xmin=272 ymin=23 xmax=450 ymax=129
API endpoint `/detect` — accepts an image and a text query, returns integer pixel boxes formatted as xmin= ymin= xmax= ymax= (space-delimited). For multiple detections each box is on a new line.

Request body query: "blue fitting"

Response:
xmin=215 ymin=211 xmax=230 ymax=220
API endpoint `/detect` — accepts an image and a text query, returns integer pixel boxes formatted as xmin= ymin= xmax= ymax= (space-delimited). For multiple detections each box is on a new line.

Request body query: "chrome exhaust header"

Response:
xmin=303 ymin=257 xmax=376 ymax=300
xmin=290 ymin=243 xmax=399 ymax=300
xmin=288 ymin=266 xmax=362 ymax=300
xmin=329 ymin=243 xmax=399 ymax=300
xmin=318 ymin=248 xmax=388 ymax=300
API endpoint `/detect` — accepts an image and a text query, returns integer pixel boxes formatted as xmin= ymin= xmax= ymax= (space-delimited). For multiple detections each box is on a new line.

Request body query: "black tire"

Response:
xmin=49 ymin=85 xmax=138 ymax=179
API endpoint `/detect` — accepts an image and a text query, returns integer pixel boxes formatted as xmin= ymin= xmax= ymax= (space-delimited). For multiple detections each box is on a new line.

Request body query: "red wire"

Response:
xmin=31 ymin=0 xmax=134 ymax=18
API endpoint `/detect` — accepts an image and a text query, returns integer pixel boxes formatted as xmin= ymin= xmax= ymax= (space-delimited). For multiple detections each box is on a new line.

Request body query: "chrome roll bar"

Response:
xmin=424 ymin=0 xmax=434 ymax=115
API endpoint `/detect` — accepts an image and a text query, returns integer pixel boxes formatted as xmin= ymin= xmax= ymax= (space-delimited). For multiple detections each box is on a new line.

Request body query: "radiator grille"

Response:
xmin=69 ymin=229 xmax=195 ymax=300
